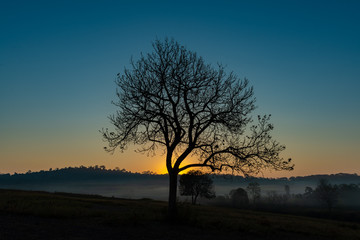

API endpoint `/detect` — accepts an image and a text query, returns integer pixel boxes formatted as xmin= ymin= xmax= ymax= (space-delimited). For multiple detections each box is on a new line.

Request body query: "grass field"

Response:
xmin=0 ymin=189 xmax=359 ymax=240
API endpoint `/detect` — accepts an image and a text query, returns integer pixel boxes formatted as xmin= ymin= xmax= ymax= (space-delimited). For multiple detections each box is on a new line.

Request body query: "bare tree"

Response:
xmin=179 ymin=170 xmax=215 ymax=205
xmin=102 ymin=38 xmax=293 ymax=219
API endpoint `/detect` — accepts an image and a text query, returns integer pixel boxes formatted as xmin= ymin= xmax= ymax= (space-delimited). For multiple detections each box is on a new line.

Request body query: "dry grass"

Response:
xmin=0 ymin=189 xmax=359 ymax=240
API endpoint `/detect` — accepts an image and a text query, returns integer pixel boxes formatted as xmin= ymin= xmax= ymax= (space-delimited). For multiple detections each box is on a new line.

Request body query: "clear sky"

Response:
xmin=1 ymin=0 xmax=359 ymax=177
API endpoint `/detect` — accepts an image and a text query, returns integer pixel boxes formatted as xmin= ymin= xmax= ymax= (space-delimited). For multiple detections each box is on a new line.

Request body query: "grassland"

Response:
xmin=0 ymin=189 xmax=359 ymax=240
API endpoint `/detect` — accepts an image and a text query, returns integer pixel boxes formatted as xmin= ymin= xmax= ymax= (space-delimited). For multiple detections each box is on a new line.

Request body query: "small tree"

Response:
xmin=284 ymin=184 xmax=291 ymax=202
xmin=315 ymin=179 xmax=338 ymax=211
xmin=179 ymin=170 xmax=215 ymax=204
xmin=246 ymin=182 xmax=261 ymax=204
xmin=229 ymin=188 xmax=249 ymax=207
xmin=284 ymin=184 xmax=290 ymax=197
xmin=102 ymin=38 xmax=293 ymax=219
xmin=304 ymin=186 xmax=314 ymax=199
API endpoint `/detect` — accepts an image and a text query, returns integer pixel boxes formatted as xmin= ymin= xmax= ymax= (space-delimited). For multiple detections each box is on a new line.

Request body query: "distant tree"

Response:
xmin=284 ymin=184 xmax=290 ymax=199
xmin=266 ymin=190 xmax=287 ymax=205
xmin=315 ymin=179 xmax=338 ymax=211
xmin=230 ymin=188 xmax=249 ymax=207
xmin=266 ymin=190 xmax=278 ymax=203
xmin=338 ymin=183 xmax=360 ymax=192
xmin=246 ymin=182 xmax=261 ymax=204
xmin=179 ymin=170 xmax=215 ymax=204
xmin=142 ymin=170 xmax=156 ymax=175
xmin=102 ymin=38 xmax=293 ymax=219
xmin=304 ymin=186 xmax=314 ymax=198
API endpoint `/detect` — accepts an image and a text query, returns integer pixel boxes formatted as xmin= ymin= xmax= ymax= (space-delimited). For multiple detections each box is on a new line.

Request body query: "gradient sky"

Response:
xmin=1 ymin=0 xmax=359 ymax=177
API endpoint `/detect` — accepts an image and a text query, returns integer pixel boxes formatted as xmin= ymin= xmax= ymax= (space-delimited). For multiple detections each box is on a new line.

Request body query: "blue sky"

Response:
xmin=1 ymin=0 xmax=359 ymax=176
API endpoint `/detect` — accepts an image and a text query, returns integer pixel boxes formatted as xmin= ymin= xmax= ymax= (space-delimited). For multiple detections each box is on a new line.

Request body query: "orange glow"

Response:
xmin=155 ymin=160 xmax=168 ymax=174
xmin=153 ymin=155 xmax=206 ymax=175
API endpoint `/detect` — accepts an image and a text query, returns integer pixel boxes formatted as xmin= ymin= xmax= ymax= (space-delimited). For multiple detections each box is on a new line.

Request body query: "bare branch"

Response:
xmin=102 ymin=38 xmax=293 ymax=177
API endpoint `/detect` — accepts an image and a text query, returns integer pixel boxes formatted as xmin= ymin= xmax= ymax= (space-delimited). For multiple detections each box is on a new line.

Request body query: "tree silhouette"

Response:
xmin=284 ymin=184 xmax=290 ymax=196
xmin=179 ymin=170 xmax=215 ymax=205
xmin=102 ymin=38 xmax=293 ymax=219
xmin=284 ymin=184 xmax=290 ymax=201
xmin=230 ymin=188 xmax=249 ymax=207
xmin=315 ymin=179 xmax=338 ymax=211
xmin=246 ymin=182 xmax=261 ymax=204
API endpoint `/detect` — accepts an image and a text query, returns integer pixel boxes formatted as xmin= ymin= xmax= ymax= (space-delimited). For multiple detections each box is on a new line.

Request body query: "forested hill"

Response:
xmin=0 ymin=166 xmax=166 ymax=184
xmin=0 ymin=166 xmax=359 ymax=185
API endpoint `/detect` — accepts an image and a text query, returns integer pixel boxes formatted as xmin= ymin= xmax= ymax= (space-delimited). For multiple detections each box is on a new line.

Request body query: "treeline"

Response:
xmin=0 ymin=166 xmax=359 ymax=186
xmin=213 ymin=172 xmax=360 ymax=185
xmin=205 ymin=179 xmax=360 ymax=222
xmin=211 ymin=180 xmax=360 ymax=210
xmin=178 ymin=170 xmax=360 ymax=223
xmin=0 ymin=166 xmax=167 ymax=184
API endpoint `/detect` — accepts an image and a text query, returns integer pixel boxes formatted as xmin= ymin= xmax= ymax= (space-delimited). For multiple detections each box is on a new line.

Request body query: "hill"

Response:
xmin=1 ymin=166 xmax=359 ymax=185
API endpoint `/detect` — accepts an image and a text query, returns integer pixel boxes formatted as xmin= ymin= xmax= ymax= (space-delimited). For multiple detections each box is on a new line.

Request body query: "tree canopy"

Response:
xmin=102 ymin=39 xmax=293 ymax=175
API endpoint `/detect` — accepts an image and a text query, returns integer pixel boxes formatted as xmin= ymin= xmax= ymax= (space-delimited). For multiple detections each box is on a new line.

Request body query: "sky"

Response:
xmin=0 ymin=0 xmax=359 ymax=177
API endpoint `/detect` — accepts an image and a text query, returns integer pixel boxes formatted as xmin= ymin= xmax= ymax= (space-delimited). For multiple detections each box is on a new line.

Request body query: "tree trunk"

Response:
xmin=168 ymin=172 xmax=178 ymax=220
xmin=194 ymin=194 xmax=198 ymax=205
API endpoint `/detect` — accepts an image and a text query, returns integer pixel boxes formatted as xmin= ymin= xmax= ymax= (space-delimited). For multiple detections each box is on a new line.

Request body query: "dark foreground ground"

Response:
xmin=0 ymin=189 xmax=359 ymax=240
